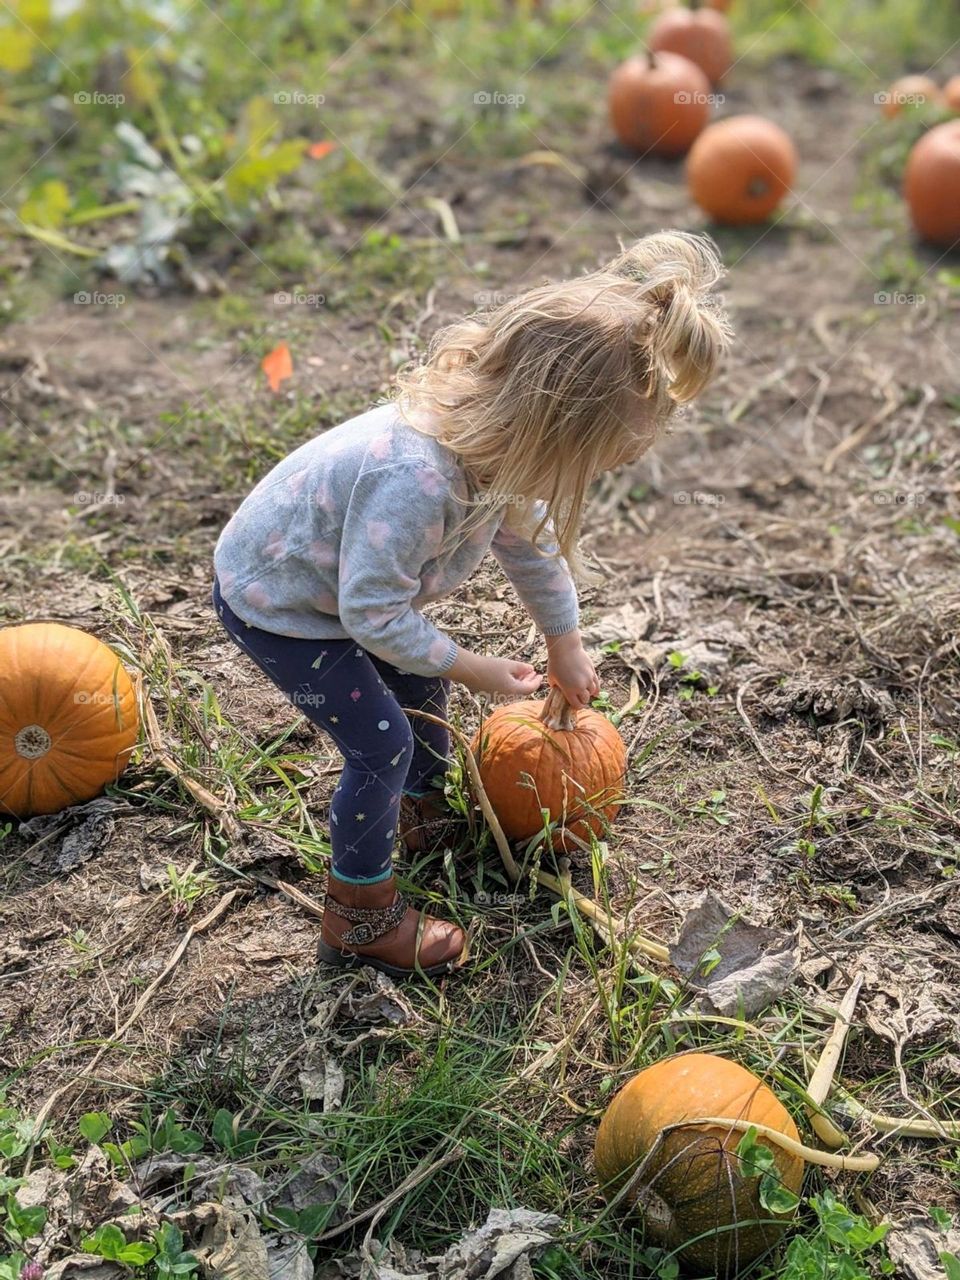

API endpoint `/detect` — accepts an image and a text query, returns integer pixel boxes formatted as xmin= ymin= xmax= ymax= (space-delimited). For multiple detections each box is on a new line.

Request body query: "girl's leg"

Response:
xmin=212 ymin=578 xmax=412 ymax=883
xmin=369 ymin=659 xmax=451 ymax=800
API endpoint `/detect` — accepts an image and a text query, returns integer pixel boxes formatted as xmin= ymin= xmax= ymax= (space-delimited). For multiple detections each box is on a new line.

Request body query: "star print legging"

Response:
xmin=212 ymin=577 xmax=450 ymax=884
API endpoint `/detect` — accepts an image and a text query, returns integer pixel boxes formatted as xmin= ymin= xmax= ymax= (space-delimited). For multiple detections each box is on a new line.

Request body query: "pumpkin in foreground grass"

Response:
xmin=595 ymin=1054 xmax=804 ymax=1275
xmin=648 ymin=2 xmax=733 ymax=86
xmin=609 ymin=49 xmax=712 ymax=157
xmin=471 ymin=686 xmax=626 ymax=852
xmin=904 ymin=119 xmax=960 ymax=247
xmin=880 ymin=74 xmax=943 ymax=118
xmin=687 ymin=115 xmax=797 ymax=224
xmin=0 ymin=623 xmax=139 ymax=818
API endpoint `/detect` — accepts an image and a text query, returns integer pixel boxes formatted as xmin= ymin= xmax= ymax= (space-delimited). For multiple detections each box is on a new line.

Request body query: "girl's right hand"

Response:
xmin=449 ymin=651 xmax=542 ymax=697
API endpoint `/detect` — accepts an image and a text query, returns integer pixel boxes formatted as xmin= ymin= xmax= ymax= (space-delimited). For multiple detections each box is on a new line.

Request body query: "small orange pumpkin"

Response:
xmin=471 ymin=686 xmax=626 ymax=852
xmin=880 ymin=74 xmax=943 ymax=118
xmin=686 ymin=114 xmax=797 ymax=224
xmin=609 ymin=49 xmax=712 ymax=157
xmin=944 ymin=75 xmax=960 ymax=114
xmin=0 ymin=623 xmax=139 ymax=818
xmin=595 ymin=1053 xmax=804 ymax=1275
xmin=904 ymin=119 xmax=960 ymax=247
xmin=648 ymin=1 xmax=733 ymax=86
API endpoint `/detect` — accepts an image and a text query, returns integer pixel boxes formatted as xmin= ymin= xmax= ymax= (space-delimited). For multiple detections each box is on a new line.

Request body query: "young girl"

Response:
xmin=211 ymin=230 xmax=731 ymax=979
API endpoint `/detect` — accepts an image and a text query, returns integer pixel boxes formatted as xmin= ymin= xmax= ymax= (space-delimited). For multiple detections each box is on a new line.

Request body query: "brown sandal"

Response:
xmin=317 ymin=873 xmax=465 ymax=978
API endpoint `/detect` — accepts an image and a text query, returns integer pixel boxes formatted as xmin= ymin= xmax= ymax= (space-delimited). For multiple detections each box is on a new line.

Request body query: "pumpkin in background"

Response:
xmin=904 ymin=120 xmax=960 ymax=247
xmin=471 ymin=686 xmax=626 ymax=852
xmin=880 ymin=74 xmax=942 ymax=118
xmin=648 ymin=2 xmax=733 ymax=86
xmin=609 ymin=49 xmax=712 ymax=157
xmin=0 ymin=623 xmax=139 ymax=818
xmin=595 ymin=1053 xmax=804 ymax=1275
xmin=945 ymin=75 xmax=960 ymax=113
xmin=687 ymin=114 xmax=797 ymax=223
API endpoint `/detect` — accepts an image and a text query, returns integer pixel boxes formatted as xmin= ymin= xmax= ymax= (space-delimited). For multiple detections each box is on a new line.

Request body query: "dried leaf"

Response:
xmin=886 ymin=1218 xmax=960 ymax=1280
xmin=670 ymin=889 xmax=801 ymax=1017
xmin=262 ymin=342 xmax=293 ymax=393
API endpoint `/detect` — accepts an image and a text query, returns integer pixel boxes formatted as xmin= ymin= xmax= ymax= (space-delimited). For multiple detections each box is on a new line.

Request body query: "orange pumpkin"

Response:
xmin=609 ymin=49 xmax=712 ymax=157
xmin=595 ymin=1053 xmax=804 ymax=1275
xmin=0 ymin=623 xmax=139 ymax=818
xmin=880 ymin=74 xmax=943 ymax=118
xmin=648 ymin=2 xmax=733 ymax=86
xmin=471 ymin=686 xmax=626 ymax=852
xmin=904 ymin=119 xmax=960 ymax=247
xmin=944 ymin=75 xmax=960 ymax=114
xmin=687 ymin=114 xmax=797 ymax=224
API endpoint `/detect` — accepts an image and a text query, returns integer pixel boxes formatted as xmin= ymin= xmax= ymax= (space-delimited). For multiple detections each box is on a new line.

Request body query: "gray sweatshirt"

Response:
xmin=213 ymin=402 xmax=579 ymax=677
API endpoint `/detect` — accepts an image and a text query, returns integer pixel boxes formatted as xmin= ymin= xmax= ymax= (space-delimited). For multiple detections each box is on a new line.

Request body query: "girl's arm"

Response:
xmin=338 ymin=462 xmax=458 ymax=677
xmin=488 ymin=502 xmax=580 ymax=639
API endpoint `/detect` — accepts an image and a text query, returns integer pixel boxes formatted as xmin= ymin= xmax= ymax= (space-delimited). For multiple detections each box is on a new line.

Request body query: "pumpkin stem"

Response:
xmin=540 ymin=685 xmax=578 ymax=731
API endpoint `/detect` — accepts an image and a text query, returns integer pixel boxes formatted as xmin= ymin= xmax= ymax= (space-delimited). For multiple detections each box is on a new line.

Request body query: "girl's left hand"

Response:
xmin=545 ymin=632 xmax=600 ymax=710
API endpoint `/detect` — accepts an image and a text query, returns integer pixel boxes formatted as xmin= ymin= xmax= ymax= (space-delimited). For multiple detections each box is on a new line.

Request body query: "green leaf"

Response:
xmin=759 ymin=1171 xmax=800 ymax=1215
xmin=119 ymin=1241 xmax=157 ymax=1265
xmin=736 ymin=1127 xmax=775 ymax=1179
xmin=19 ymin=178 xmax=71 ymax=229
xmin=79 ymin=1111 xmax=112 ymax=1144
xmin=941 ymin=1251 xmax=960 ymax=1280
xmin=83 ymin=1223 xmax=127 ymax=1260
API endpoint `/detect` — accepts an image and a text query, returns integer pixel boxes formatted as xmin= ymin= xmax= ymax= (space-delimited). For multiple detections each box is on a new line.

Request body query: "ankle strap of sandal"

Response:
xmin=325 ymin=890 xmax=407 ymax=946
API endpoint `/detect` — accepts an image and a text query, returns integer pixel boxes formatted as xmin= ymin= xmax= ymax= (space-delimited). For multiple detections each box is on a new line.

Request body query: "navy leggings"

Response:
xmin=211 ymin=577 xmax=450 ymax=883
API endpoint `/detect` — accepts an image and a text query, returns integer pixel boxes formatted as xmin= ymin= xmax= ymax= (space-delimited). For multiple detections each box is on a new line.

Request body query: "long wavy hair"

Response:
xmin=394 ymin=230 xmax=733 ymax=581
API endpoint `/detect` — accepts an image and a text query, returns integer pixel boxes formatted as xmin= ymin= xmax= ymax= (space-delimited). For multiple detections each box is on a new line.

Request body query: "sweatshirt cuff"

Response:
xmin=435 ymin=635 xmax=459 ymax=674
xmin=540 ymin=614 xmax=580 ymax=638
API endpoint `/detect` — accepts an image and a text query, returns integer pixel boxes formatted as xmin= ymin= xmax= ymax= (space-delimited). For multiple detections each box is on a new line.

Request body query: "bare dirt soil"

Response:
xmin=1 ymin=55 xmax=959 ymax=1265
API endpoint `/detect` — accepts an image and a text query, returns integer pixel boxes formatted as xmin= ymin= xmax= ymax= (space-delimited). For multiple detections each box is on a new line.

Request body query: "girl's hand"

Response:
xmin=545 ymin=630 xmax=599 ymax=710
xmin=449 ymin=650 xmax=542 ymax=697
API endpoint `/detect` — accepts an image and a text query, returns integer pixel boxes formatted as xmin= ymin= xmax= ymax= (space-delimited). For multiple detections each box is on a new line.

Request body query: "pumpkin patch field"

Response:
xmin=1 ymin=1 xmax=960 ymax=1277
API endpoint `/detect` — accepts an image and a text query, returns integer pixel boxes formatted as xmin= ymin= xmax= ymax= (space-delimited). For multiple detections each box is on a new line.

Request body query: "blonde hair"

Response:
xmin=394 ymin=230 xmax=732 ymax=582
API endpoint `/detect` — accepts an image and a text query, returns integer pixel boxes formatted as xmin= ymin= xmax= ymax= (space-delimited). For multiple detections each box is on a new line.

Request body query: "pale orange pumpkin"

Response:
xmin=687 ymin=114 xmax=797 ymax=224
xmin=648 ymin=1 xmax=733 ymax=86
xmin=471 ymin=686 xmax=626 ymax=852
xmin=904 ymin=119 xmax=960 ymax=247
xmin=595 ymin=1053 xmax=804 ymax=1275
xmin=880 ymin=74 xmax=943 ymax=118
xmin=609 ymin=49 xmax=712 ymax=157
xmin=945 ymin=75 xmax=960 ymax=113
xmin=0 ymin=623 xmax=139 ymax=818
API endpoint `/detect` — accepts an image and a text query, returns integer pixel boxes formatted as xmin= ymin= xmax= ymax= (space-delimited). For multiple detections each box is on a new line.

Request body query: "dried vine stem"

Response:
xmin=404 ymin=705 xmax=669 ymax=965
xmin=806 ymin=974 xmax=864 ymax=1149
xmin=667 ymin=1118 xmax=880 ymax=1173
